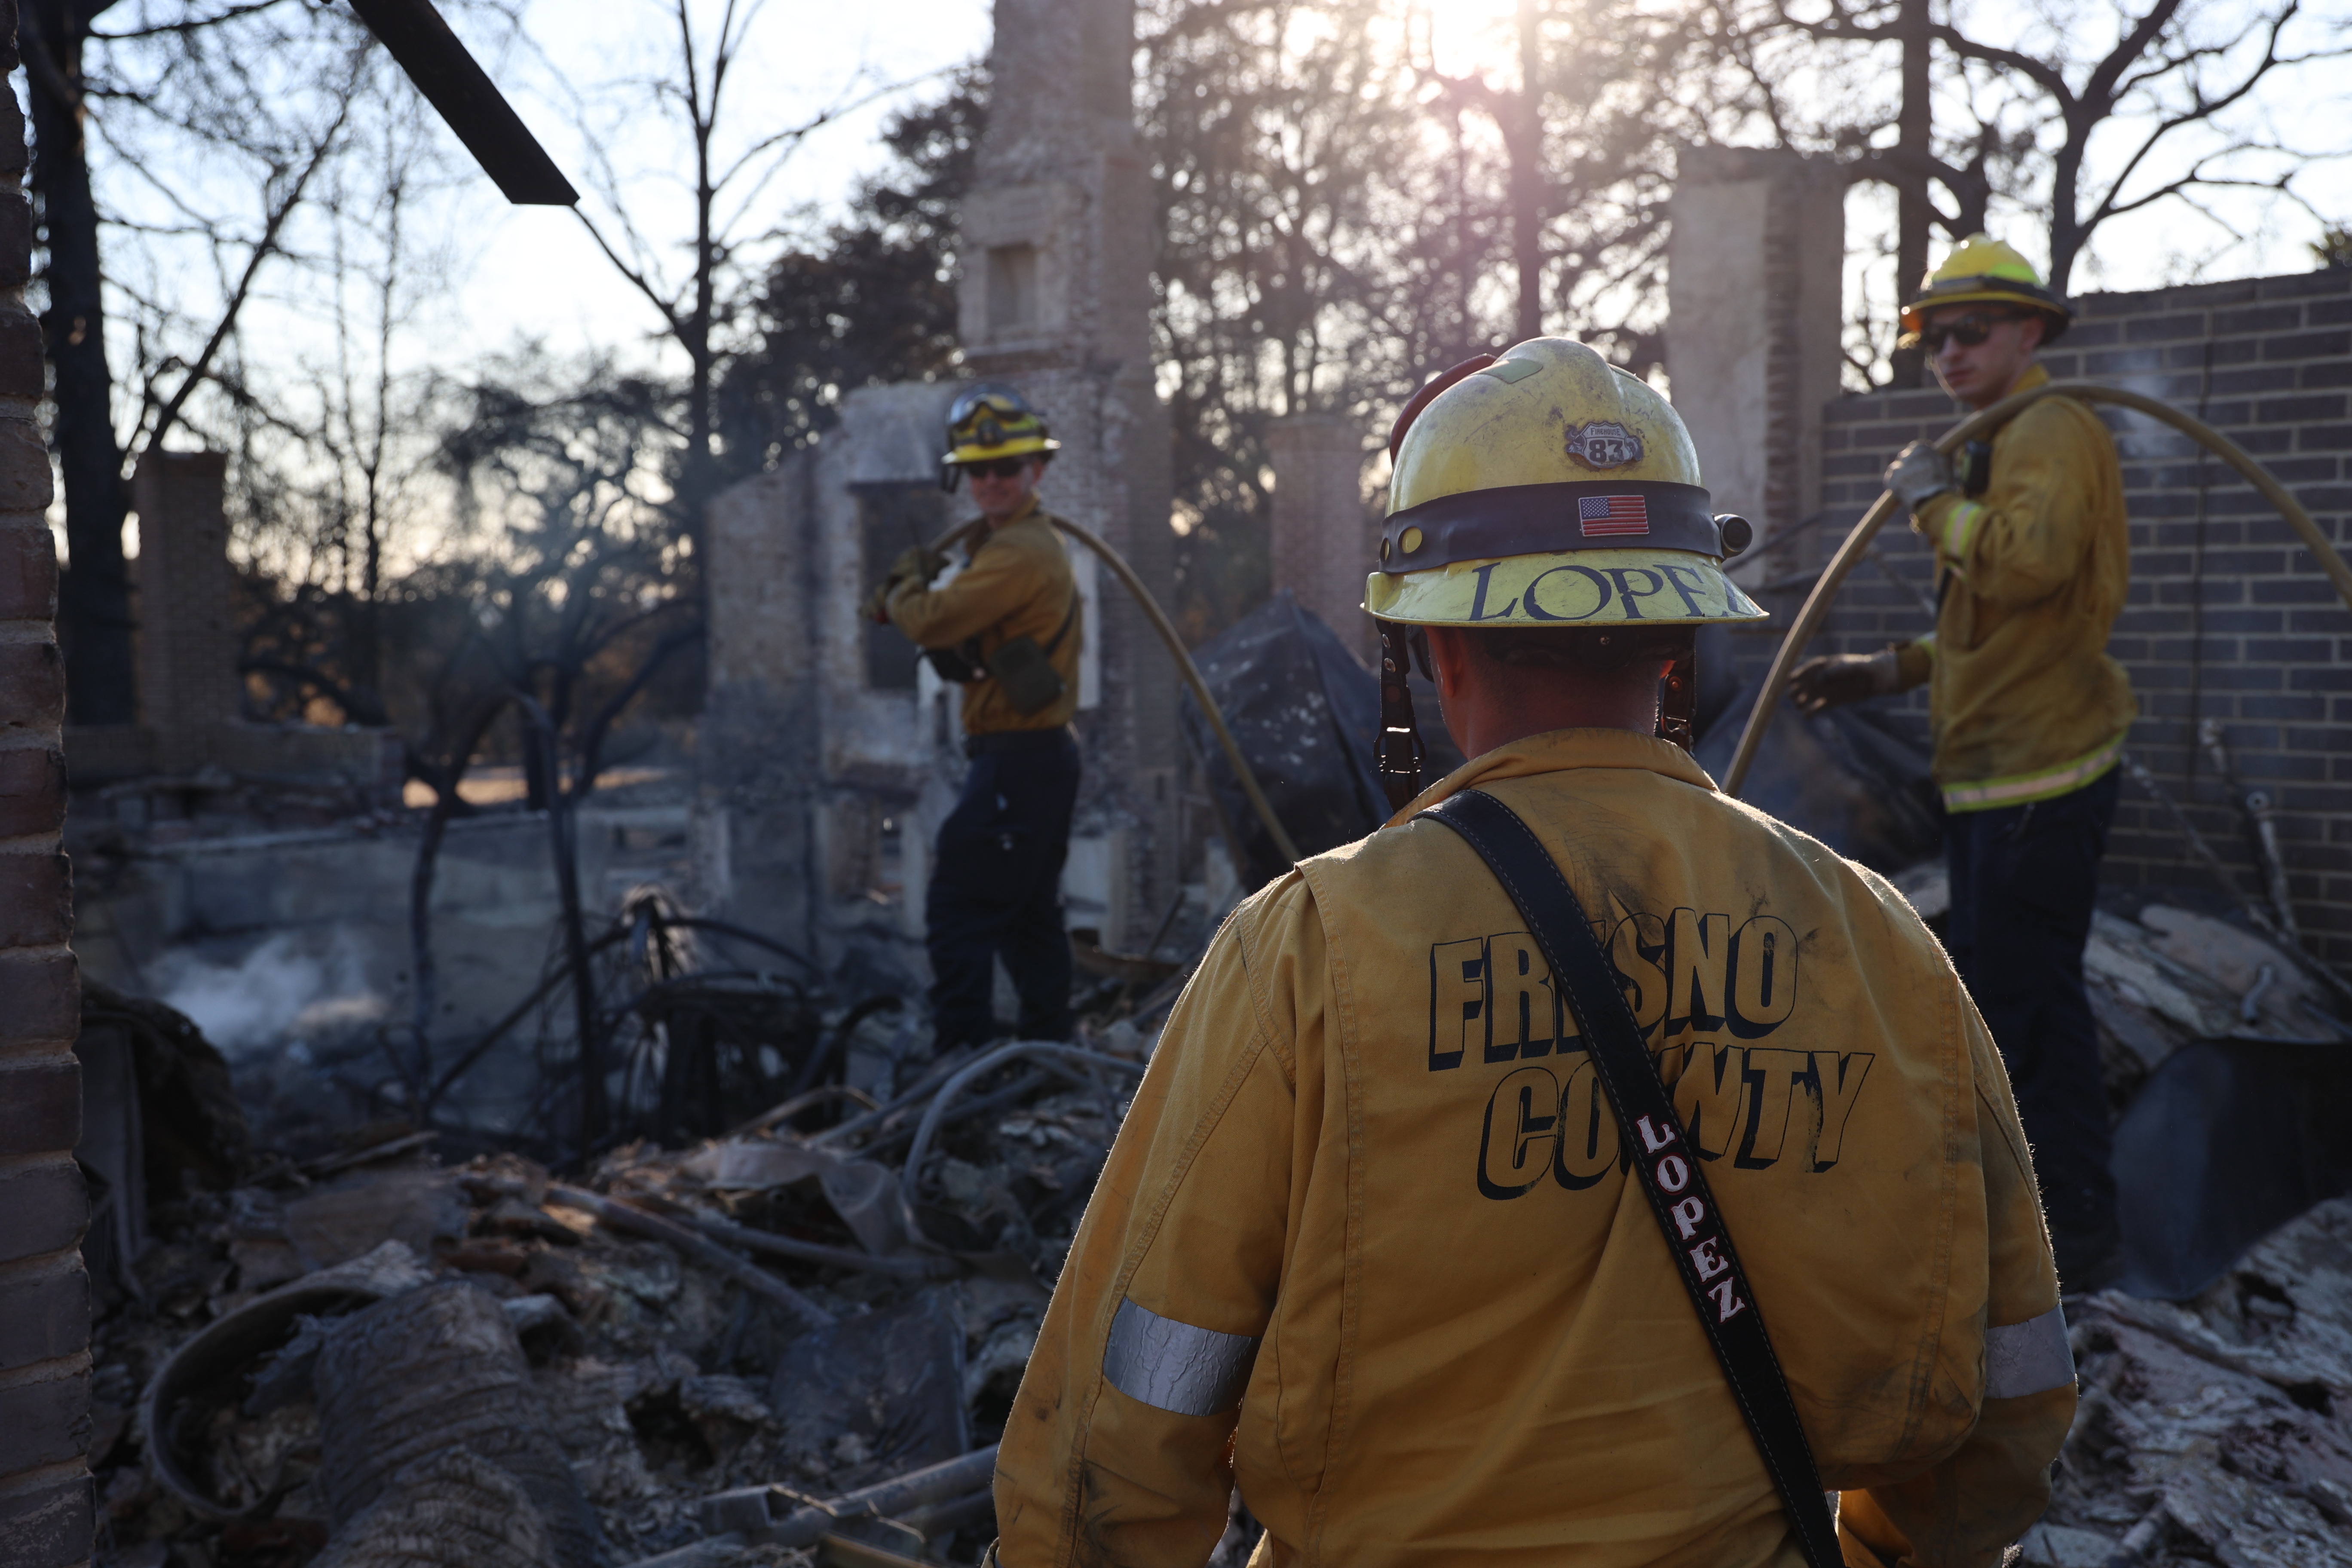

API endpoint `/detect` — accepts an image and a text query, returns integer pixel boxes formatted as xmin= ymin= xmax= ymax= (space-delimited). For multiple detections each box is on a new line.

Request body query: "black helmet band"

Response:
xmin=1378 ymin=482 xmax=1731 ymax=574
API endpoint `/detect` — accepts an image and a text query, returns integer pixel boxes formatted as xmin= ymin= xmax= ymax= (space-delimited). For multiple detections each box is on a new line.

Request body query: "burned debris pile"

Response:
xmin=75 ymin=833 xmax=2352 ymax=1568
xmin=1883 ymin=862 xmax=2352 ymax=1301
xmin=2021 ymin=1198 xmax=2352 ymax=1568
xmin=89 ymin=1011 xmax=1153 ymax=1568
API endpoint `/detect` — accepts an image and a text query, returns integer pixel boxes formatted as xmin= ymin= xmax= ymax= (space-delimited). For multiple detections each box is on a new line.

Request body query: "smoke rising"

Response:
xmin=153 ymin=929 xmax=386 ymax=1057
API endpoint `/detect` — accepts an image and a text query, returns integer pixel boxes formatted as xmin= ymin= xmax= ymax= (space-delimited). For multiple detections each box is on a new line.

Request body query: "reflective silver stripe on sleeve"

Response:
xmin=1985 ymin=1305 xmax=2074 ymax=1399
xmin=1102 ymin=1298 xmax=1259 ymax=1416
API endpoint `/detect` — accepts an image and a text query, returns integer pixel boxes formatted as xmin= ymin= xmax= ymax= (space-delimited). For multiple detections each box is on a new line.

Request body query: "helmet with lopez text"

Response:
xmin=1899 ymin=233 xmax=2073 ymax=345
xmin=1369 ymin=336 xmax=1761 ymax=632
xmin=1366 ymin=337 xmax=1761 ymax=806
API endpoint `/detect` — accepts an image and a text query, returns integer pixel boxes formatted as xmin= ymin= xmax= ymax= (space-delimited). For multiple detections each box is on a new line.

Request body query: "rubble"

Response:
xmin=1178 ymin=591 xmax=1461 ymax=891
xmin=2024 ymin=1197 xmax=2352 ymax=1568
xmin=79 ymin=849 xmax=2352 ymax=1568
xmin=311 ymin=1281 xmax=603 ymax=1567
xmin=1890 ymin=864 xmax=2352 ymax=1300
xmin=1692 ymin=677 xmax=1942 ymax=873
xmin=1891 ymin=872 xmax=2348 ymax=1084
xmin=88 ymin=1006 xmax=1150 ymax=1568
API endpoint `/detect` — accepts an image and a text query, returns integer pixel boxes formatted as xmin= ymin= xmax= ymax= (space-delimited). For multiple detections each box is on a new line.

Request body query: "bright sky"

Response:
xmin=129 ymin=0 xmax=2352 ymax=388
xmin=60 ymin=0 xmax=2352 ymax=579
xmin=432 ymin=0 xmax=994 ymax=371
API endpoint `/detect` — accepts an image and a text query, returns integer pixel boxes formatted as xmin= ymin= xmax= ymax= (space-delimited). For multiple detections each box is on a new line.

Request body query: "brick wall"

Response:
xmin=1793 ymin=267 xmax=2352 ymax=965
xmin=0 ymin=3 xmax=92 ymax=1562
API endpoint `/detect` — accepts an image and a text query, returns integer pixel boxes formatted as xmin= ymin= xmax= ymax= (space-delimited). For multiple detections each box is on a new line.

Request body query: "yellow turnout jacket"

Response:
xmin=887 ymin=496 xmax=1083 ymax=735
xmin=1893 ymin=364 xmax=2136 ymax=810
xmin=995 ymin=729 xmax=2073 ymax=1568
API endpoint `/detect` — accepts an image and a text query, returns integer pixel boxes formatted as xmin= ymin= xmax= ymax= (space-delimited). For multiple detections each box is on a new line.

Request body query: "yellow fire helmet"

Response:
xmin=1899 ymin=233 xmax=2073 ymax=343
xmin=1366 ymin=336 xmax=1763 ymax=631
xmin=941 ymin=383 xmax=1062 ymax=469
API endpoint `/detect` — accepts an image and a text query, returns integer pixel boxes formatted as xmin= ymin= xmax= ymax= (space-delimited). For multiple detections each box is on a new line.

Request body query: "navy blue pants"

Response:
xmin=1944 ymin=768 xmax=2122 ymax=1242
xmin=926 ymin=729 xmax=1081 ymax=1051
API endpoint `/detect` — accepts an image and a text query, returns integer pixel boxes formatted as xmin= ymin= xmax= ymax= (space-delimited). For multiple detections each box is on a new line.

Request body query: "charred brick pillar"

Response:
xmin=0 ymin=2 xmax=92 ymax=1562
xmin=1267 ymin=415 xmax=1373 ymax=664
xmin=131 ymin=450 xmax=238 ymax=773
xmin=959 ymin=0 xmax=1179 ymax=942
xmin=1666 ymin=147 xmax=1844 ymax=585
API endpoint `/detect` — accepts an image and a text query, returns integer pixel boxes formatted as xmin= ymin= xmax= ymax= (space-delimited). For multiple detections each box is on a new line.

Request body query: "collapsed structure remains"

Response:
xmin=6 ymin=0 xmax=2352 ymax=1565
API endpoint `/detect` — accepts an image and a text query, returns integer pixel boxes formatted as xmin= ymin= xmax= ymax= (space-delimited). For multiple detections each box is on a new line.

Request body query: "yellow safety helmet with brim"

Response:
xmin=1368 ymin=336 xmax=1763 ymax=631
xmin=1899 ymin=233 xmax=2073 ymax=345
xmin=1365 ymin=336 xmax=1761 ymax=811
xmin=942 ymin=383 xmax=1062 ymax=470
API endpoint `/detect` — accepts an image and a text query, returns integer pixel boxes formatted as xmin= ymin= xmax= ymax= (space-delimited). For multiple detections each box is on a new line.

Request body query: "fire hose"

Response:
xmin=928 ymin=515 xmax=1305 ymax=866
xmin=1722 ymin=378 xmax=2352 ymax=800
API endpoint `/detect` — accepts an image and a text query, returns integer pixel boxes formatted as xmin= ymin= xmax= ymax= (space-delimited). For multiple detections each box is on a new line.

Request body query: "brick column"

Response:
xmin=0 ymin=4 xmax=92 ymax=1563
xmin=1667 ymin=147 xmax=1845 ymax=583
xmin=131 ymin=450 xmax=237 ymax=773
xmin=1266 ymin=415 xmax=1372 ymax=662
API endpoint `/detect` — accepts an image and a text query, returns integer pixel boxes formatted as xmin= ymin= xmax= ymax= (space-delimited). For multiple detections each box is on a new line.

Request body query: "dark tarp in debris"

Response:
xmin=2114 ymin=1040 xmax=2352 ymax=1300
xmin=1178 ymin=591 xmax=1461 ymax=890
xmin=1692 ymin=677 xmax=1942 ymax=873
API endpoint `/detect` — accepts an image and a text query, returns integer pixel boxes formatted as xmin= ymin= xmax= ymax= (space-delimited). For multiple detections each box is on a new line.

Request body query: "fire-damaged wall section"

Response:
xmin=959 ymin=0 xmax=1178 ymax=928
xmin=698 ymin=384 xmax=971 ymax=981
xmin=0 ymin=0 xmax=95 ymax=1559
xmin=699 ymin=0 xmax=1176 ymax=982
xmin=1795 ymin=269 xmax=2352 ymax=965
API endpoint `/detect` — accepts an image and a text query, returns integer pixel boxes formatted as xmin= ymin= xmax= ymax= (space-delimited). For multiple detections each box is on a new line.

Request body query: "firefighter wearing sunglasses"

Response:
xmin=866 ymin=384 xmax=1085 ymax=1052
xmin=1790 ymin=234 xmax=2137 ymax=1292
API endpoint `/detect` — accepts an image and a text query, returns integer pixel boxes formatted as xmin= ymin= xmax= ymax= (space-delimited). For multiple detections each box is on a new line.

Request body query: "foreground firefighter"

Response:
xmin=991 ymin=338 xmax=2074 ymax=1568
xmin=868 ymin=385 xmax=1086 ymax=1050
xmin=1791 ymin=235 xmax=2136 ymax=1292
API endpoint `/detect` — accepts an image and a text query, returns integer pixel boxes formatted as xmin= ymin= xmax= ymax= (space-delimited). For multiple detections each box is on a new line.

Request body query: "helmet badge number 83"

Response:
xmin=1564 ymin=421 xmax=1643 ymax=470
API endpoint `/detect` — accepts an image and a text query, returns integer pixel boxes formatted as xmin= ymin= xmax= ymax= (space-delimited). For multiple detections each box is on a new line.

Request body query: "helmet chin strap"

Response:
xmin=1376 ymin=622 xmax=1426 ymax=814
xmin=1659 ymin=630 xmax=1698 ymax=753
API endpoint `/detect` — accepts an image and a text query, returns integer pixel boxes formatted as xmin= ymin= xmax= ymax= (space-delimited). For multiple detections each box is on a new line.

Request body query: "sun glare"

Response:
xmin=1417 ymin=0 xmax=1528 ymax=81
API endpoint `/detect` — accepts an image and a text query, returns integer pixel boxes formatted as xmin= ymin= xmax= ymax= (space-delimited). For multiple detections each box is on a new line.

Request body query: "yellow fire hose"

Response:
xmin=1722 ymin=379 xmax=2352 ymax=800
xmin=927 ymin=516 xmax=1305 ymax=867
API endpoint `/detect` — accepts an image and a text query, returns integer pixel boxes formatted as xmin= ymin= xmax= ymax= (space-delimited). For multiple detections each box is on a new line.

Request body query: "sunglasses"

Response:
xmin=1921 ymin=311 xmax=2029 ymax=352
xmin=961 ymin=456 xmax=1033 ymax=479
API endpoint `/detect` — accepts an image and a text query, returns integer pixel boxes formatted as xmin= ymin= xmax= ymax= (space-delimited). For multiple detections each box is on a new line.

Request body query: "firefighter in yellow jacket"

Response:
xmin=868 ymin=386 xmax=1085 ymax=1050
xmin=991 ymin=337 xmax=2074 ymax=1568
xmin=1791 ymin=236 xmax=2136 ymax=1291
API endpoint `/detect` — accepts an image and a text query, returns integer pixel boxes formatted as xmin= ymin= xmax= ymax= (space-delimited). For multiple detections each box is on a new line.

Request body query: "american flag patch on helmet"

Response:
xmin=1578 ymin=495 xmax=1650 ymax=536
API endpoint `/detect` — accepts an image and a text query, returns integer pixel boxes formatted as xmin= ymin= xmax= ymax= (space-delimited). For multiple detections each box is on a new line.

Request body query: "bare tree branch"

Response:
xmin=139 ymin=80 xmax=359 ymax=456
xmin=93 ymin=0 xmax=296 ymax=41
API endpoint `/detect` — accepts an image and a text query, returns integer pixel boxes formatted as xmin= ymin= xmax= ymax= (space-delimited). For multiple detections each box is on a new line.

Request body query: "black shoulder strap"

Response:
xmin=1418 ymin=789 xmax=1842 ymax=1568
xmin=1040 ymin=589 xmax=1080 ymax=658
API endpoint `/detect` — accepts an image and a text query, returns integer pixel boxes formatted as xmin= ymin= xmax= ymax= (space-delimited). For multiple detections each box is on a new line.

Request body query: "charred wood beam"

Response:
xmin=546 ymin=1183 xmax=837 ymax=1328
xmin=700 ymin=1445 xmax=1001 ymax=1549
xmin=346 ymin=0 xmax=578 ymax=205
xmin=644 ymin=1196 xmax=964 ymax=1282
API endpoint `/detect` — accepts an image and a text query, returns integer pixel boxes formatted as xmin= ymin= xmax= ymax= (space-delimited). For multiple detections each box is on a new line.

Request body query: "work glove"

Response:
xmin=1884 ymin=440 xmax=1956 ymax=512
xmin=888 ymin=545 xmax=948 ymax=585
xmin=863 ymin=546 xmax=946 ymax=624
xmin=1788 ymin=649 xmax=1902 ymax=715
